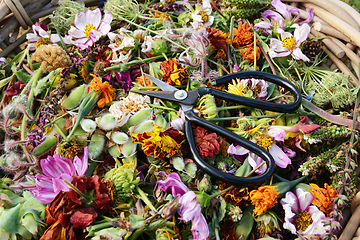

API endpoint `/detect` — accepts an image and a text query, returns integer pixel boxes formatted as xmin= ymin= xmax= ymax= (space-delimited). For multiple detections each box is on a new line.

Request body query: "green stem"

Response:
xmin=104 ymin=55 xmax=165 ymax=71
xmin=53 ymin=123 xmax=67 ymax=139
xmin=64 ymin=180 xmax=87 ymax=199
xmin=148 ymin=103 xmax=176 ymax=111
xmin=117 ymin=16 xmax=186 ymax=50
xmin=136 ymin=186 xmax=157 ymax=212
xmin=26 ymin=68 xmax=42 ymax=111
xmin=43 ymin=110 xmax=77 ymax=128
xmin=138 ymin=15 xmax=162 ymax=21
xmin=53 ymin=24 xmax=71 ymax=57
xmin=216 ymin=105 xmax=249 ymax=111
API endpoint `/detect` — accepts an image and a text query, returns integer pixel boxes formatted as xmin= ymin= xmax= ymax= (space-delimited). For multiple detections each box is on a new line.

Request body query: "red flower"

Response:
xmin=193 ymin=126 xmax=223 ymax=159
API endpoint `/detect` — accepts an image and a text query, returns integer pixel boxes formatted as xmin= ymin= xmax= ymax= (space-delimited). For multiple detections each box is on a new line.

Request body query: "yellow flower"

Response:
xmin=87 ymin=75 xmax=116 ymax=108
xmin=132 ymin=125 xmax=185 ymax=160
xmin=160 ymin=58 xmax=188 ymax=86
xmin=250 ymin=186 xmax=279 ymax=215
xmin=227 ymin=79 xmax=245 ymax=96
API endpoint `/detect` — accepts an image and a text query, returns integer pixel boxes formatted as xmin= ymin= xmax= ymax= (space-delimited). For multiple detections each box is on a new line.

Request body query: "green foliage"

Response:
xmin=221 ymin=0 xmax=270 ymax=19
xmin=51 ymin=0 xmax=87 ymax=35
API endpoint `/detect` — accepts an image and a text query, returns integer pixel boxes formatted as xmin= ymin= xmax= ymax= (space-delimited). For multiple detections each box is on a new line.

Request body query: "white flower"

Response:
xmin=108 ymin=31 xmax=135 ymax=63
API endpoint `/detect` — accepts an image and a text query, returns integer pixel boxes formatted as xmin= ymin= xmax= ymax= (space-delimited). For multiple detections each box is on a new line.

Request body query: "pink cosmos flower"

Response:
xmin=157 ymin=173 xmax=209 ymax=240
xmin=281 ymin=188 xmax=329 ymax=237
xmin=268 ymin=24 xmax=311 ymax=62
xmin=29 ymin=147 xmax=89 ymax=203
xmin=228 ymin=128 xmax=293 ymax=174
xmin=26 ymin=22 xmax=60 ymax=51
xmin=67 ymin=8 xmax=112 ymax=49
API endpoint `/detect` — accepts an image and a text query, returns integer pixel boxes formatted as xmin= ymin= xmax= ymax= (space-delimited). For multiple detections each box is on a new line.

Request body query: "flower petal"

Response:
xmin=87 ymin=8 xmax=102 ymax=28
xmin=268 ymin=144 xmax=291 ymax=168
xmin=272 ymin=0 xmax=292 ymax=20
xmin=157 ymin=172 xmax=189 ymax=197
xmin=74 ymin=146 xmax=89 ymax=176
xmin=267 ymin=128 xmax=286 ymax=141
xmin=74 ymin=11 xmax=87 ymax=31
xmin=294 ymin=23 xmax=310 ymax=44
xmin=262 ymin=9 xmax=283 ymax=21
xmin=292 ymin=47 xmax=310 ymax=62
xmin=296 ymin=188 xmax=313 ymax=212
xmin=68 ymin=26 xmax=86 ymax=39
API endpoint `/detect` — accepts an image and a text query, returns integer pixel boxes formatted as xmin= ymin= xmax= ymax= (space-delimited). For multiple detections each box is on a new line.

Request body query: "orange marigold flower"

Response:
xmin=207 ymin=28 xmax=231 ymax=60
xmin=241 ymin=44 xmax=261 ymax=63
xmin=87 ymin=75 xmax=116 ymax=108
xmin=232 ymin=21 xmax=254 ymax=49
xmin=250 ymin=185 xmax=279 ymax=215
xmin=160 ymin=58 xmax=188 ymax=86
xmin=310 ymin=183 xmax=339 ymax=216
xmin=131 ymin=125 xmax=185 ymax=160
xmin=135 ymin=75 xmax=152 ymax=87
xmin=219 ymin=182 xmax=250 ymax=207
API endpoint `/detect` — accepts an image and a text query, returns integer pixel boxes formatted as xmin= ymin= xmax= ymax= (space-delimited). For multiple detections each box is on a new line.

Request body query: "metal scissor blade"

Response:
xmin=143 ymin=73 xmax=178 ymax=92
xmin=131 ymin=90 xmax=178 ymax=102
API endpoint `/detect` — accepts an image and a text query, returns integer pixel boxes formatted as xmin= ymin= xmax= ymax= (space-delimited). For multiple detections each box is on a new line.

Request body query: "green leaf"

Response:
xmin=0 ymin=204 xmax=21 ymax=234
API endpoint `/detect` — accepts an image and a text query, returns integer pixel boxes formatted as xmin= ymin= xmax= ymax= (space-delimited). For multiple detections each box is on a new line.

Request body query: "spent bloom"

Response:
xmin=108 ymin=28 xmax=135 ymax=63
xmin=309 ymin=183 xmax=339 ymax=216
xmin=29 ymin=147 xmax=89 ymax=204
xmin=227 ymin=78 xmax=269 ymax=99
xmin=157 ymin=173 xmax=209 ymax=240
xmin=67 ymin=8 xmax=112 ymax=49
xmin=26 ymin=22 xmax=60 ymax=51
xmin=250 ymin=185 xmax=279 ymax=215
xmin=281 ymin=188 xmax=329 ymax=237
xmin=268 ymin=24 xmax=311 ymax=62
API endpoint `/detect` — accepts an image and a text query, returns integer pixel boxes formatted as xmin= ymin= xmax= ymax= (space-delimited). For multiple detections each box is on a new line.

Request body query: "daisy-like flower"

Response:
xmin=281 ymin=188 xmax=329 ymax=237
xmin=67 ymin=8 xmax=112 ymax=49
xmin=228 ymin=128 xmax=293 ymax=174
xmin=29 ymin=147 xmax=89 ymax=204
xmin=268 ymin=23 xmax=311 ymax=62
xmin=190 ymin=0 xmax=214 ymax=30
xmin=227 ymin=78 xmax=269 ymax=99
xmin=26 ymin=22 xmax=60 ymax=51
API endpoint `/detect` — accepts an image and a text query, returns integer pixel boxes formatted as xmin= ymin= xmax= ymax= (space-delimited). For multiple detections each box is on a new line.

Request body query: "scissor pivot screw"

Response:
xmin=174 ymin=90 xmax=187 ymax=100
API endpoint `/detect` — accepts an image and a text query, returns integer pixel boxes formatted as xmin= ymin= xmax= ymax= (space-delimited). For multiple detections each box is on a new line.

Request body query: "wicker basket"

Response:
xmin=1 ymin=0 xmax=360 ymax=239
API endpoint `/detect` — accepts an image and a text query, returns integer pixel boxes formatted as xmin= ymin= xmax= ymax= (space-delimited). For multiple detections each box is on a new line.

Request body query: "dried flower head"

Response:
xmin=193 ymin=126 xmax=223 ymax=159
xmin=250 ymin=185 xmax=279 ymax=215
xmin=309 ymin=183 xmax=338 ymax=216
xmin=241 ymin=44 xmax=261 ymax=63
xmin=206 ymin=28 xmax=231 ymax=60
xmin=160 ymin=58 xmax=189 ymax=86
xmin=232 ymin=21 xmax=254 ymax=49
xmin=32 ymin=44 xmax=72 ymax=71
xmin=219 ymin=182 xmax=250 ymax=207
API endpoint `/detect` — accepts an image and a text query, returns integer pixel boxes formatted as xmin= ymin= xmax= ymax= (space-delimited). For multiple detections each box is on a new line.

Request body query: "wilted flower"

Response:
xmin=206 ymin=28 xmax=231 ymax=60
xmin=268 ymin=24 xmax=311 ymax=62
xmin=309 ymin=183 xmax=338 ymax=216
xmin=227 ymin=78 xmax=269 ymax=99
xmin=157 ymin=173 xmax=209 ymax=240
xmin=219 ymin=182 xmax=250 ymax=207
xmin=193 ymin=126 xmax=223 ymax=159
xmin=132 ymin=125 xmax=185 ymax=160
xmin=160 ymin=58 xmax=189 ymax=86
xmin=26 ymin=23 xmax=60 ymax=51
xmin=108 ymin=29 xmax=135 ymax=63
xmin=281 ymin=188 xmax=329 ymax=237
xmin=232 ymin=21 xmax=254 ymax=49
xmin=196 ymin=94 xmax=218 ymax=119
xmin=250 ymin=185 xmax=279 ymax=215
xmin=67 ymin=8 xmax=113 ymax=49
xmin=29 ymin=147 xmax=89 ymax=204
xmin=190 ymin=0 xmax=214 ymax=30
xmin=169 ymin=110 xmax=186 ymax=131
xmin=255 ymin=211 xmax=281 ymax=237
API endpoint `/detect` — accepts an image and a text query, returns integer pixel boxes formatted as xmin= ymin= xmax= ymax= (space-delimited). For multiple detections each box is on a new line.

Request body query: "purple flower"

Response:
xmin=115 ymin=71 xmax=133 ymax=93
xmin=157 ymin=173 xmax=209 ymax=240
xmin=67 ymin=9 xmax=112 ymax=49
xmin=29 ymin=147 xmax=89 ymax=203
xmin=280 ymin=188 xmax=329 ymax=236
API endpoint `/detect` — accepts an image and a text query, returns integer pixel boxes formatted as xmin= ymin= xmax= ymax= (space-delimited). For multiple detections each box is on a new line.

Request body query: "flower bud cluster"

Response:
xmin=32 ymin=44 xmax=71 ymax=71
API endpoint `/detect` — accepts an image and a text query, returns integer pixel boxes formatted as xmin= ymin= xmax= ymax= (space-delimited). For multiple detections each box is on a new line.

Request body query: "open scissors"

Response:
xmin=132 ymin=71 xmax=301 ymax=186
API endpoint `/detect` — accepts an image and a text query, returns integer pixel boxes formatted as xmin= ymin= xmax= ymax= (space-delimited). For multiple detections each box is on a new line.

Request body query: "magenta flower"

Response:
xmin=67 ymin=8 xmax=112 ymax=49
xmin=157 ymin=173 xmax=209 ymax=240
xmin=281 ymin=188 xmax=329 ymax=237
xmin=26 ymin=23 xmax=60 ymax=51
xmin=29 ymin=147 xmax=89 ymax=203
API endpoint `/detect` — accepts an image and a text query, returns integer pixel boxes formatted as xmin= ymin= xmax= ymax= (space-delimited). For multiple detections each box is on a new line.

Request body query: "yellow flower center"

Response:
xmin=282 ymin=36 xmax=297 ymax=51
xmin=84 ymin=23 xmax=97 ymax=39
xmin=35 ymin=37 xmax=50 ymax=49
xmin=199 ymin=10 xmax=208 ymax=22
xmin=256 ymin=134 xmax=273 ymax=149
xmin=295 ymin=211 xmax=313 ymax=232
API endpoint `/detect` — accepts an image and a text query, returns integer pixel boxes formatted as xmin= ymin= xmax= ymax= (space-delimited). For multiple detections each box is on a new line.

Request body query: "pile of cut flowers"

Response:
xmin=0 ymin=0 xmax=359 ymax=239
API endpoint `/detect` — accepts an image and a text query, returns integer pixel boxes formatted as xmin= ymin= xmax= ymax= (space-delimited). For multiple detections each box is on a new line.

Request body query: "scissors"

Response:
xmin=132 ymin=71 xmax=301 ymax=186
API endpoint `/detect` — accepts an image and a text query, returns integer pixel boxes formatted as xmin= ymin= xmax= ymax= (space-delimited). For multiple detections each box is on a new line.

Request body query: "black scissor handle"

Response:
xmin=202 ymin=71 xmax=301 ymax=113
xmin=184 ymin=111 xmax=275 ymax=186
